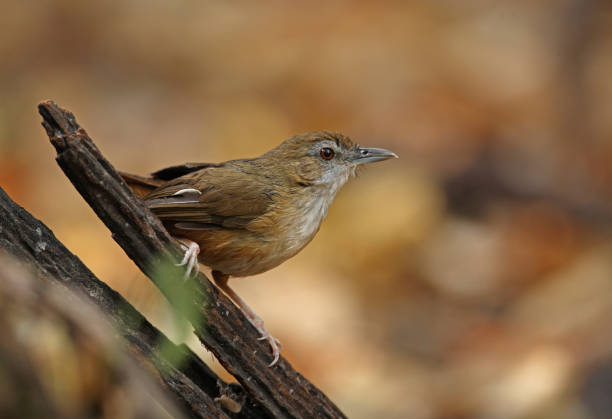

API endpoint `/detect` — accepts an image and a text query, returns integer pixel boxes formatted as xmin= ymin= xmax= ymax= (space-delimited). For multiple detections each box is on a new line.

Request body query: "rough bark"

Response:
xmin=0 ymin=185 xmax=268 ymax=418
xmin=37 ymin=100 xmax=346 ymax=419
xmin=0 ymin=255 xmax=189 ymax=419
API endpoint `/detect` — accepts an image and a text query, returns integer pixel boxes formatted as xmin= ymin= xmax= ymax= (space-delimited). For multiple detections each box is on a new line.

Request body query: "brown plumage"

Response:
xmin=121 ymin=131 xmax=397 ymax=365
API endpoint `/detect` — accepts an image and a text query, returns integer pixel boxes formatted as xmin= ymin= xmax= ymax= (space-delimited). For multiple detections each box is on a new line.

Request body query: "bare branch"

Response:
xmin=0 ymin=185 xmax=271 ymax=417
xmin=38 ymin=100 xmax=346 ymax=419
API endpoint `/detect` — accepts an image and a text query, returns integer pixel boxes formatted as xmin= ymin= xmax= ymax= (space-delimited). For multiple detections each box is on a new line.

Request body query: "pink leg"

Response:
xmin=175 ymin=238 xmax=200 ymax=280
xmin=212 ymin=270 xmax=281 ymax=366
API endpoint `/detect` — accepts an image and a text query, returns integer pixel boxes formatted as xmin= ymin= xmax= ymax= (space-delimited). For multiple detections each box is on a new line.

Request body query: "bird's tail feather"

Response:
xmin=119 ymin=172 xmax=164 ymax=198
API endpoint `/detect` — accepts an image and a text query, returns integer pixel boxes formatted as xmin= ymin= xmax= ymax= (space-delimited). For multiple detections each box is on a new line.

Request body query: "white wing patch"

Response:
xmin=147 ymin=188 xmax=202 ymax=206
xmin=173 ymin=188 xmax=202 ymax=196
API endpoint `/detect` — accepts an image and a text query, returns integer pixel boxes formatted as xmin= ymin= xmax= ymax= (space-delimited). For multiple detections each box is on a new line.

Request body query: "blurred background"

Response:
xmin=1 ymin=1 xmax=612 ymax=418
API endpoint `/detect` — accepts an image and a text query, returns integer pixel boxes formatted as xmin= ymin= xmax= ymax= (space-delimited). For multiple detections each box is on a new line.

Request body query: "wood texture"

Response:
xmin=37 ymin=100 xmax=346 ymax=419
xmin=0 ymin=185 xmax=273 ymax=418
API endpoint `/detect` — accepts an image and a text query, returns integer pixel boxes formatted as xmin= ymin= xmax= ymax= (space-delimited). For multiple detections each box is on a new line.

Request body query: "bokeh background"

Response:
xmin=2 ymin=1 xmax=612 ymax=418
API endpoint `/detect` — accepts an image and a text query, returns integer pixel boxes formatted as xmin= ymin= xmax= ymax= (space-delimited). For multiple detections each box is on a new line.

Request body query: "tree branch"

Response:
xmin=0 ymin=254 xmax=189 ymax=419
xmin=0 ymin=185 xmax=270 ymax=418
xmin=38 ymin=100 xmax=346 ymax=418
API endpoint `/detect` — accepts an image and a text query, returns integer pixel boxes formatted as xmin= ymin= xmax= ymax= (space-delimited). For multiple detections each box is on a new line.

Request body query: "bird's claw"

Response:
xmin=260 ymin=333 xmax=281 ymax=367
xmin=251 ymin=318 xmax=281 ymax=366
xmin=176 ymin=241 xmax=200 ymax=280
xmin=257 ymin=334 xmax=281 ymax=346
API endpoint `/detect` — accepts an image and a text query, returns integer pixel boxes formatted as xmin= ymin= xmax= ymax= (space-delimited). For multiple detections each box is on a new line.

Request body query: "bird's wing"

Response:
xmin=150 ymin=162 xmax=222 ymax=181
xmin=144 ymin=164 xmax=274 ymax=230
xmin=119 ymin=162 xmax=219 ymax=198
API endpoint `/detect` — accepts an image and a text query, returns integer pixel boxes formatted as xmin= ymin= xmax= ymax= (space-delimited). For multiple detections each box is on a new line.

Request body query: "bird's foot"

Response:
xmin=251 ymin=317 xmax=282 ymax=367
xmin=212 ymin=271 xmax=282 ymax=367
xmin=176 ymin=240 xmax=200 ymax=280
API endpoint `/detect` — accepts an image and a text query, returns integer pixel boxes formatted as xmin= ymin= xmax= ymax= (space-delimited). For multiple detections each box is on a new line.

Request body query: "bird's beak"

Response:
xmin=354 ymin=147 xmax=398 ymax=164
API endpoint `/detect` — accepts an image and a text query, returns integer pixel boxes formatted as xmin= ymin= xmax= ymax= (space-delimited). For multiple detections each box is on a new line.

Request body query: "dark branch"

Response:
xmin=0 ymin=255 xmax=189 ymax=419
xmin=38 ymin=100 xmax=346 ymax=419
xmin=0 ymin=185 xmax=270 ymax=418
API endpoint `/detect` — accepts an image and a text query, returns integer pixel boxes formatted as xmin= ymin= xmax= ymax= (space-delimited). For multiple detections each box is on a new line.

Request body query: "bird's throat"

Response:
xmin=281 ymin=175 xmax=347 ymax=252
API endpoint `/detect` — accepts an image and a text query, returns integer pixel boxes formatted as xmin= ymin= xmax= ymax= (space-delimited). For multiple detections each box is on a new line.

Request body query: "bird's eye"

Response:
xmin=320 ymin=147 xmax=335 ymax=160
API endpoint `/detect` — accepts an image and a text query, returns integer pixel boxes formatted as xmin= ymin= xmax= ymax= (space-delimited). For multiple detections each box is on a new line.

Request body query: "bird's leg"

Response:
xmin=175 ymin=238 xmax=200 ymax=280
xmin=212 ymin=270 xmax=281 ymax=366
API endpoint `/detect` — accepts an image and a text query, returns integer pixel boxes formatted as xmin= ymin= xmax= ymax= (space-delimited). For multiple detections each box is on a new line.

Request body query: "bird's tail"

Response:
xmin=119 ymin=172 xmax=164 ymax=199
xmin=120 ymin=162 xmax=213 ymax=198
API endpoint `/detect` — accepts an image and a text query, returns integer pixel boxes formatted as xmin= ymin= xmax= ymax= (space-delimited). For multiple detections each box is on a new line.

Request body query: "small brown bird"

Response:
xmin=121 ymin=131 xmax=397 ymax=365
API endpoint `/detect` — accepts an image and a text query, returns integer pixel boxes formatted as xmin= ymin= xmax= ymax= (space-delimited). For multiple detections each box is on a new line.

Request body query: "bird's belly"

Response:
xmin=171 ymin=191 xmax=330 ymax=277
xmin=179 ymin=228 xmax=312 ymax=277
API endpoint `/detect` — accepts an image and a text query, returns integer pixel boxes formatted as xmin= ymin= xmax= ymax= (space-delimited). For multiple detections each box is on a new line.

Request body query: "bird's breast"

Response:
xmin=274 ymin=187 xmax=335 ymax=253
xmin=187 ymin=184 xmax=341 ymax=277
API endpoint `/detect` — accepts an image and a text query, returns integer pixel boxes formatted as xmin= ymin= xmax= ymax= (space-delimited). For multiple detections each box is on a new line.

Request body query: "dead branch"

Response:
xmin=0 ymin=185 xmax=270 ymax=418
xmin=37 ymin=100 xmax=346 ymax=419
xmin=0 ymin=254 xmax=189 ymax=419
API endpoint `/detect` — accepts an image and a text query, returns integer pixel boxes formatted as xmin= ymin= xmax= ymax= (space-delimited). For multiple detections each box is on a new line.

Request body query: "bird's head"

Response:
xmin=263 ymin=131 xmax=398 ymax=190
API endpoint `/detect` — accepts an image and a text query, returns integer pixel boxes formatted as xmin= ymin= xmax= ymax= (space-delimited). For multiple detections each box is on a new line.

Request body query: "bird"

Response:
xmin=120 ymin=131 xmax=397 ymax=366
